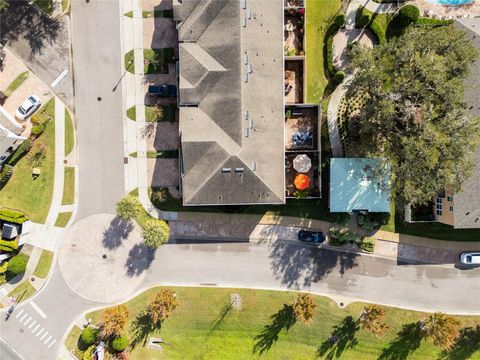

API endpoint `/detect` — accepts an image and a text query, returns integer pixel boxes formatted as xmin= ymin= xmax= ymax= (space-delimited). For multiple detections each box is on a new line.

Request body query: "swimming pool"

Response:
xmin=426 ymin=0 xmax=474 ymax=5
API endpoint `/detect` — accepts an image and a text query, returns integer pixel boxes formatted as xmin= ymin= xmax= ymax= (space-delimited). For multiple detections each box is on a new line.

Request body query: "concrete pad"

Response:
xmin=146 ymin=121 xmax=179 ymax=151
xmin=0 ymin=46 xmax=29 ymax=90
xmin=143 ymin=17 xmax=177 ymax=49
xmin=147 ymin=158 xmax=178 ymax=187
xmin=58 ymin=214 xmax=150 ymax=303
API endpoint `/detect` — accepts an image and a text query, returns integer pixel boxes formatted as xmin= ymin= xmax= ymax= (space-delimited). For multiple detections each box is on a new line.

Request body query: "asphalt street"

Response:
xmin=71 ymin=0 xmax=125 ymax=220
xmin=1 ymin=241 xmax=480 ymax=359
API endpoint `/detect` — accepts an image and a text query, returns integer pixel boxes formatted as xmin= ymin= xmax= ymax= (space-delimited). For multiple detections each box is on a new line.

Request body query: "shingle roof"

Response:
xmin=451 ymin=20 xmax=480 ymax=228
xmin=176 ymin=0 xmax=285 ymax=205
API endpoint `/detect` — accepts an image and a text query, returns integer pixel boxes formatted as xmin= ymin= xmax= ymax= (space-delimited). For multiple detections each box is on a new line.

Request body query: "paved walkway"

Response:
xmin=45 ymin=97 xmax=66 ymax=226
xmin=326 ymin=77 xmax=351 ymax=157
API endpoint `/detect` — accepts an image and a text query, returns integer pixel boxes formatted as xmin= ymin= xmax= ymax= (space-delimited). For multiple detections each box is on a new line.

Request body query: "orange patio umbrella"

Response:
xmin=294 ymin=174 xmax=310 ymax=190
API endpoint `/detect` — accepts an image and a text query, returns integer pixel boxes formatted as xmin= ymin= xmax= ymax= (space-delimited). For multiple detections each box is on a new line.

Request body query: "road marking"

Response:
xmin=40 ymin=331 xmax=48 ymax=341
xmin=19 ymin=312 xmax=28 ymax=322
xmin=15 ymin=309 xmax=24 ymax=318
xmin=32 ymin=324 xmax=40 ymax=333
xmin=23 ymin=317 xmax=32 ymax=326
xmin=36 ymin=328 xmax=45 ymax=337
xmin=51 ymin=69 xmax=68 ymax=88
xmin=30 ymin=301 xmax=47 ymax=319
xmin=47 ymin=339 xmax=56 ymax=348
xmin=44 ymin=335 xmax=52 ymax=344
xmin=28 ymin=320 xmax=37 ymax=329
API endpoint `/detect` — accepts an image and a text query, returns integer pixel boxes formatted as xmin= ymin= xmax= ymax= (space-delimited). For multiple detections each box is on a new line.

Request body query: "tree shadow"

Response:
xmin=269 ymin=242 xmax=358 ymax=289
xmin=252 ymin=304 xmax=296 ymax=355
xmin=125 ymin=243 xmax=155 ymax=277
xmin=439 ymin=325 xmax=480 ymax=360
xmin=102 ymin=216 xmax=134 ymax=249
xmin=130 ymin=311 xmax=161 ymax=348
xmin=378 ymin=322 xmax=423 ymax=360
xmin=141 ymin=122 xmax=156 ymax=139
xmin=206 ymin=301 xmax=234 ymax=339
xmin=0 ymin=0 xmax=62 ymax=55
xmin=317 ymin=316 xmax=359 ymax=359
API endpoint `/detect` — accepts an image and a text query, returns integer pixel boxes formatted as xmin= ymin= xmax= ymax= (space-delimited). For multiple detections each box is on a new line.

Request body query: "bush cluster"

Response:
xmin=396 ymin=5 xmax=420 ymax=27
xmin=30 ymin=123 xmax=46 ymax=137
xmin=0 ymin=165 xmax=13 ymax=189
xmin=0 ymin=208 xmax=29 ymax=224
xmin=80 ymin=327 xmax=98 ymax=348
xmin=0 ymin=238 xmax=19 ymax=252
xmin=6 ymin=254 xmax=27 ymax=280
xmin=326 ymin=24 xmax=340 ymax=75
xmin=111 ymin=335 xmax=129 ymax=352
xmin=415 ymin=17 xmax=454 ymax=26
xmin=359 ymin=237 xmax=375 ymax=252
xmin=332 ymin=71 xmax=345 ymax=87
xmin=7 ymin=138 xmax=33 ymax=166
xmin=329 ymin=228 xmax=362 ymax=246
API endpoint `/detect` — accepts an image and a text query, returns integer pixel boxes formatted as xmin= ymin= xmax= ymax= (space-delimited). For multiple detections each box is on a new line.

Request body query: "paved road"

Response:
xmin=1 ymin=240 xmax=480 ymax=359
xmin=0 ymin=338 xmax=23 ymax=360
xmin=71 ymin=0 xmax=125 ymax=220
xmin=0 ymin=0 xmax=73 ymax=108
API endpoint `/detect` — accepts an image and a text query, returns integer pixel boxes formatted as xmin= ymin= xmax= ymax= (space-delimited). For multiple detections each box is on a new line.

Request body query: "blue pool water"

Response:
xmin=426 ymin=0 xmax=473 ymax=5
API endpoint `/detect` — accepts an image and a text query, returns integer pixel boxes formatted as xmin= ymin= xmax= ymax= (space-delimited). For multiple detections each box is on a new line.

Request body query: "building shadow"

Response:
xmin=252 ymin=304 xmax=296 ymax=355
xmin=269 ymin=242 xmax=358 ymax=289
xmin=439 ymin=325 xmax=480 ymax=360
xmin=102 ymin=216 xmax=134 ymax=249
xmin=378 ymin=322 xmax=423 ymax=360
xmin=316 ymin=316 xmax=359 ymax=359
xmin=125 ymin=243 xmax=155 ymax=277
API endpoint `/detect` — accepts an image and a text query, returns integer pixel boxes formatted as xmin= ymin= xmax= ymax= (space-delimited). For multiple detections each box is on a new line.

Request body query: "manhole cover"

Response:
xmin=102 ymin=254 xmax=107 ymax=259
xmin=97 ymin=97 xmax=102 ymax=102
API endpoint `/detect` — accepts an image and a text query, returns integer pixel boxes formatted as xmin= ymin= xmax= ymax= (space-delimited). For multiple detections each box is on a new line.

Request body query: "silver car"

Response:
xmin=15 ymin=95 xmax=41 ymax=120
xmin=460 ymin=252 xmax=480 ymax=265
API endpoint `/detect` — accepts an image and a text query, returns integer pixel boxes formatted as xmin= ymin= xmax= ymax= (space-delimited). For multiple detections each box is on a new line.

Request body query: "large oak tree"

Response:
xmin=346 ymin=25 xmax=480 ymax=205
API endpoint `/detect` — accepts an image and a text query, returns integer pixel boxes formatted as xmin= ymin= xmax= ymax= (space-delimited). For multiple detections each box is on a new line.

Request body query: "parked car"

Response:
xmin=460 ymin=252 xmax=480 ymax=265
xmin=15 ymin=95 xmax=41 ymax=120
xmin=148 ymin=84 xmax=177 ymax=97
xmin=0 ymin=253 xmax=12 ymax=262
xmin=298 ymin=230 xmax=326 ymax=244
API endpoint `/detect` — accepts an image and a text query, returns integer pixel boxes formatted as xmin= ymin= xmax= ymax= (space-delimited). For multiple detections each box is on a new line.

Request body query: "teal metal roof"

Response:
xmin=330 ymin=158 xmax=390 ymax=213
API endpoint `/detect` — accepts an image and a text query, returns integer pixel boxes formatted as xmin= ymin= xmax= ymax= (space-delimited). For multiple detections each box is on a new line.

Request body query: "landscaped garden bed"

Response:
xmin=124 ymin=48 xmax=175 ymax=74
xmin=126 ymin=104 xmax=175 ymax=122
xmin=65 ymin=286 xmax=480 ymax=359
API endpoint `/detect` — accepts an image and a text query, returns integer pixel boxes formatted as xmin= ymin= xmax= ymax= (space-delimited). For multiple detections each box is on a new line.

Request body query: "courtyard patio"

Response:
xmin=284 ymin=9 xmax=305 ymax=56
xmin=285 ymin=106 xmax=318 ymax=151
xmin=285 ymin=60 xmax=304 ymax=104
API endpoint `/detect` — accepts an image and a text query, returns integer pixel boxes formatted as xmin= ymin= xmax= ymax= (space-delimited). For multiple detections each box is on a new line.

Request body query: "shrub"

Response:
xmin=0 ymin=164 xmax=13 ymax=189
xmin=334 ymin=14 xmax=346 ymax=27
xmin=7 ymin=138 xmax=33 ymax=166
xmin=329 ymin=228 xmax=362 ymax=246
xmin=0 ymin=273 xmax=5 ymax=285
xmin=332 ymin=71 xmax=345 ymax=87
xmin=116 ymin=196 xmax=140 ymax=220
xmin=0 ymin=238 xmax=19 ymax=252
xmin=83 ymin=345 xmax=96 ymax=360
xmin=30 ymin=123 xmax=45 ymax=137
xmin=142 ymin=220 xmax=170 ymax=248
xmin=415 ymin=17 xmax=453 ymax=26
xmin=0 ymin=209 xmax=29 ymax=224
xmin=325 ymin=24 xmax=340 ymax=75
xmin=396 ymin=5 xmax=420 ymax=27
xmin=360 ymin=237 xmax=375 ymax=252
xmin=0 ymin=260 xmax=8 ymax=274
xmin=80 ymin=327 xmax=98 ymax=348
xmin=370 ymin=20 xmax=387 ymax=44
xmin=6 ymin=254 xmax=28 ymax=280
xmin=111 ymin=335 xmax=129 ymax=352
xmin=356 ymin=8 xmax=371 ymax=27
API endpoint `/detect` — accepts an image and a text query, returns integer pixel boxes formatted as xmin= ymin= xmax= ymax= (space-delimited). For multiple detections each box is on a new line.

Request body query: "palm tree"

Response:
xmin=146 ymin=289 xmax=179 ymax=327
xmin=142 ymin=220 xmax=170 ymax=248
xmin=358 ymin=304 xmax=388 ymax=337
xmin=421 ymin=312 xmax=460 ymax=350
xmin=292 ymin=294 xmax=317 ymax=324
xmin=116 ymin=196 xmax=140 ymax=220
xmin=152 ymin=189 xmax=167 ymax=204
xmin=99 ymin=305 xmax=129 ymax=339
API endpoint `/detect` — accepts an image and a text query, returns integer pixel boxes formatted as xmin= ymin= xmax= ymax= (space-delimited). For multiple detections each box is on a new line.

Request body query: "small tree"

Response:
xmin=142 ymin=220 xmax=170 ymax=248
xmin=421 ymin=312 xmax=460 ymax=350
xmin=146 ymin=289 xmax=179 ymax=327
xmin=116 ymin=196 xmax=140 ymax=221
xmin=359 ymin=305 xmax=388 ymax=337
xmin=99 ymin=305 xmax=129 ymax=339
xmin=292 ymin=294 xmax=317 ymax=324
xmin=28 ymin=142 xmax=47 ymax=167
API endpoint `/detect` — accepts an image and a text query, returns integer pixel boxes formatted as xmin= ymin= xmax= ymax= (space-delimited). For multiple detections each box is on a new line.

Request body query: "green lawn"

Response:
xmin=7 ymin=281 xmax=36 ymax=304
xmin=33 ymin=250 xmax=53 ymax=279
xmin=65 ymin=109 xmax=74 ymax=156
xmin=126 ymin=104 xmax=175 ymax=122
xmin=305 ymin=0 xmax=342 ymax=103
xmin=124 ymin=9 xmax=173 ymax=18
xmin=65 ymin=287 xmax=480 ymax=360
xmin=55 ymin=212 xmax=73 ymax=228
xmin=0 ymin=99 xmax=55 ymax=223
xmin=124 ymin=48 xmax=175 ymax=74
xmin=61 ymin=167 xmax=75 ymax=205
xmin=65 ymin=325 xmax=83 ymax=359
xmin=129 ymin=150 xmax=178 ymax=159
xmin=34 ymin=0 xmax=54 ymax=15
xmin=62 ymin=0 xmax=69 ymax=12
xmin=4 ymin=71 xmax=29 ymax=97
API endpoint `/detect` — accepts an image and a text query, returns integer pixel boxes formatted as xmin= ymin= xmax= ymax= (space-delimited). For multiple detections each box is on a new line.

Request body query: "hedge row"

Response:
xmin=0 ymin=238 xmax=19 ymax=252
xmin=0 ymin=164 xmax=13 ymax=190
xmin=7 ymin=138 xmax=32 ymax=166
xmin=325 ymin=23 xmax=341 ymax=76
xmin=0 ymin=209 xmax=29 ymax=224
xmin=416 ymin=17 xmax=454 ymax=26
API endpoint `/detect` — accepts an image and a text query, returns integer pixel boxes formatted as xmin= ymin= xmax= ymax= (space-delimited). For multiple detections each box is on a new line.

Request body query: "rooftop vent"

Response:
xmin=243 ymin=52 xmax=248 ymax=65
xmin=222 ymin=168 xmax=232 ymax=173
xmin=248 ymin=9 xmax=253 ymax=19
xmin=244 ymin=111 xmax=249 ymax=120
xmin=235 ymin=168 xmax=244 ymax=173
xmin=248 ymin=118 xmax=253 ymax=129
xmin=248 ymin=63 xmax=253 ymax=74
xmin=251 ymin=161 xmax=256 ymax=171
xmin=242 ymin=0 xmax=246 ymax=9
xmin=244 ymin=127 xmax=250 ymax=137
xmin=244 ymin=72 xmax=248 ymax=83
xmin=243 ymin=17 xmax=247 ymax=28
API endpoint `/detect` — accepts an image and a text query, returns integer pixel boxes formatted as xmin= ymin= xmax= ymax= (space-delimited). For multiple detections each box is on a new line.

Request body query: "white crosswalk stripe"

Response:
xmin=40 ymin=331 xmax=48 ymax=341
xmin=15 ymin=309 xmax=24 ymax=318
xmin=47 ymin=339 xmax=56 ymax=348
xmin=44 ymin=335 xmax=52 ymax=344
xmin=32 ymin=324 xmax=40 ymax=333
xmin=36 ymin=328 xmax=45 ymax=337
xmin=28 ymin=320 xmax=37 ymax=329
xmin=23 ymin=316 xmax=32 ymax=326
xmin=19 ymin=313 xmax=28 ymax=322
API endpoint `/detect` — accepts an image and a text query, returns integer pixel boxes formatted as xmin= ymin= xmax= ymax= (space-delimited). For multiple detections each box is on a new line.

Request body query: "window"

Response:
xmin=447 ymin=196 xmax=453 ymax=202
xmin=449 ymin=206 xmax=453 ymax=212
xmin=436 ymin=209 xmax=443 ymax=216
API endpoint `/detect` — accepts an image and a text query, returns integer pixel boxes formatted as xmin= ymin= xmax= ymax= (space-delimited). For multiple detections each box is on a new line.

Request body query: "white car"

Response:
xmin=15 ymin=95 xmax=41 ymax=120
xmin=460 ymin=252 xmax=480 ymax=265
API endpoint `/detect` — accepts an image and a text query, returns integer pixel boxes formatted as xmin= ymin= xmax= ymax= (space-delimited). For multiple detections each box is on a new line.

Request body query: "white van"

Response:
xmin=460 ymin=252 xmax=480 ymax=265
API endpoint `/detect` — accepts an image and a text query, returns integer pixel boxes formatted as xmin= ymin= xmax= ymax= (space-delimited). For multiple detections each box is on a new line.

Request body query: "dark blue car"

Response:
xmin=298 ymin=230 xmax=326 ymax=244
